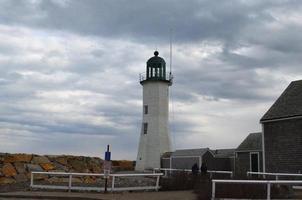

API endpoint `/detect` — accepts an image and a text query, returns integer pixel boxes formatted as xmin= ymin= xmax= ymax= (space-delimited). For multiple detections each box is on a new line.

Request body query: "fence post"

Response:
xmin=111 ymin=176 xmax=115 ymax=192
xmin=211 ymin=181 xmax=216 ymax=200
xmin=156 ymin=175 xmax=160 ymax=191
xmin=30 ymin=172 xmax=34 ymax=189
xmin=267 ymin=182 xmax=271 ymax=200
xmin=68 ymin=174 xmax=72 ymax=192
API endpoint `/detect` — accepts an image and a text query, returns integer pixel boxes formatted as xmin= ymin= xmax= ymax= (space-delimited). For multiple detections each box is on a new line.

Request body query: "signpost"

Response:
xmin=104 ymin=145 xmax=111 ymax=193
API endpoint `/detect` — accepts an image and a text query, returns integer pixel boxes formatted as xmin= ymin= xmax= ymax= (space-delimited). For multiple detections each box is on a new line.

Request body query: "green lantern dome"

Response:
xmin=146 ymin=51 xmax=166 ymax=80
xmin=147 ymin=51 xmax=166 ymax=67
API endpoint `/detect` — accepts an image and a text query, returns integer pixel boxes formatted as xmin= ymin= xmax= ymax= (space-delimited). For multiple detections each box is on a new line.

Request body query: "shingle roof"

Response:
xmin=171 ymin=148 xmax=209 ymax=157
xmin=261 ymin=80 xmax=302 ymax=122
xmin=236 ymin=132 xmax=262 ymax=151
xmin=211 ymin=149 xmax=235 ymax=158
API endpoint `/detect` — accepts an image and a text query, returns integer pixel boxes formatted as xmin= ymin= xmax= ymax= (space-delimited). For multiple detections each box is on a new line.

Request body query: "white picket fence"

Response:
xmin=153 ymin=168 xmax=233 ymax=178
xmin=211 ymin=179 xmax=302 ymax=200
xmin=247 ymin=171 xmax=302 ymax=180
xmin=30 ymin=171 xmax=163 ymax=192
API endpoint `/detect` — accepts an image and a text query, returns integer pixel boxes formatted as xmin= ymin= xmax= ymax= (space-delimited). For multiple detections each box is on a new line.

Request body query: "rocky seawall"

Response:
xmin=0 ymin=153 xmax=134 ymax=186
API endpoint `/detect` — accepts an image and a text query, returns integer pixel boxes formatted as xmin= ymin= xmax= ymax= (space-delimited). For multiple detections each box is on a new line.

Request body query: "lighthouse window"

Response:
xmin=144 ymin=105 xmax=148 ymax=114
xmin=143 ymin=123 xmax=148 ymax=134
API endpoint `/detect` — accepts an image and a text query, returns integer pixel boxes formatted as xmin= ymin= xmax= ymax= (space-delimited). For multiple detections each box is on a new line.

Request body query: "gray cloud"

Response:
xmin=0 ymin=0 xmax=302 ymax=159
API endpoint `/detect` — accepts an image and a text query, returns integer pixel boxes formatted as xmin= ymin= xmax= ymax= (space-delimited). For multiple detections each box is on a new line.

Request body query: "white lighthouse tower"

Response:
xmin=135 ymin=51 xmax=173 ymax=171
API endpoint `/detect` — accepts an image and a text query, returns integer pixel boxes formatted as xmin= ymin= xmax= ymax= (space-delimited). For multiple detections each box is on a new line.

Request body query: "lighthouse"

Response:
xmin=135 ymin=51 xmax=173 ymax=171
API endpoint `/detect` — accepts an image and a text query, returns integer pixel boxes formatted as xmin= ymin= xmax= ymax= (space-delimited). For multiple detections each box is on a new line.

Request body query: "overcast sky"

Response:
xmin=0 ymin=0 xmax=302 ymax=160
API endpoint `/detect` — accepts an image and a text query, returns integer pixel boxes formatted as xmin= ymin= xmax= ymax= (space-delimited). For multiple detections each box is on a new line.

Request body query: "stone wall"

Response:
xmin=0 ymin=153 xmax=134 ymax=186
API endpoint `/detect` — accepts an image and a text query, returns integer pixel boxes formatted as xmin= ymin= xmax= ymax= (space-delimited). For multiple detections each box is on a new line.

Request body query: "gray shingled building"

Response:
xmin=261 ymin=80 xmax=302 ymax=173
xmin=234 ymin=132 xmax=263 ymax=176
xmin=161 ymin=80 xmax=302 ymax=174
xmin=161 ymin=148 xmax=235 ymax=171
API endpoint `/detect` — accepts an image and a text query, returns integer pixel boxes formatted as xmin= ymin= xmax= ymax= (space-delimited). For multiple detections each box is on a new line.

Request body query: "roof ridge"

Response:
xmin=261 ymin=80 xmax=302 ymax=122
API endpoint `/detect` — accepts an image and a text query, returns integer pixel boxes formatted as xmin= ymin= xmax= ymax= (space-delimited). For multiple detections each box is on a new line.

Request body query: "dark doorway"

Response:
xmin=250 ymin=153 xmax=259 ymax=172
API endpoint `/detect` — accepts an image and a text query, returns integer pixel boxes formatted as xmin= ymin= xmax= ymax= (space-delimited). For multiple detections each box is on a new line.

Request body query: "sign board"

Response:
xmin=105 ymin=151 xmax=111 ymax=161
xmin=104 ymin=169 xmax=110 ymax=178
xmin=103 ymin=160 xmax=112 ymax=170
xmin=103 ymin=160 xmax=112 ymax=178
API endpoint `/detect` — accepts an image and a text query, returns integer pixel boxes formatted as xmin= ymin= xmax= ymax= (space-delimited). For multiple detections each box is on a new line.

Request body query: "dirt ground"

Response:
xmin=109 ymin=190 xmax=197 ymax=200
xmin=0 ymin=191 xmax=197 ymax=200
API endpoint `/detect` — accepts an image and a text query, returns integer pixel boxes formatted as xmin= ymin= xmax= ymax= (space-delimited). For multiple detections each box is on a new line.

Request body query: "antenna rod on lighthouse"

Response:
xmin=169 ymin=28 xmax=173 ymax=74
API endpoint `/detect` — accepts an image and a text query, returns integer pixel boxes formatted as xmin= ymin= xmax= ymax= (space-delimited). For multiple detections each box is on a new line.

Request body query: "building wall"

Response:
xmin=171 ymin=157 xmax=200 ymax=169
xmin=264 ymin=118 xmax=302 ymax=173
xmin=161 ymin=158 xmax=170 ymax=168
xmin=203 ymin=151 xmax=233 ymax=171
xmin=202 ymin=151 xmax=215 ymax=170
xmin=135 ymin=81 xmax=172 ymax=171
xmin=235 ymin=151 xmax=263 ymax=177
xmin=160 ymin=151 xmax=234 ymax=171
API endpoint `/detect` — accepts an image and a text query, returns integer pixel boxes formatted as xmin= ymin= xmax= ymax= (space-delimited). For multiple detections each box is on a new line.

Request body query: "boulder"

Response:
xmin=0 ymin=155 xmax=4 ymax=162
xmin=14 ymin=174 xmax=28 ymax=182
xmin=32 ymin=156 xmax=50 ymax=164
xmin=90 ymin=163 xmax=102 ymax=173
xmin=2 ymin=163 xmax=17 ymax=177
xmin=40 ymin=163 xmax=55 ymax=171
xmin=0 ymin=177 xmax=16 ymax=185
xmin=53 ymin=162 xmax=68 ymax=171
xmin=70 ymin=177 xmax=82 ymax=183
xmin=68 ymin=159 xmax=88 ymax=173
xmin=26 ymin=164 xmax=43 ymax=172
xmin=83 ymin=176 xmax=96 ymax=184
xmin=55 ymin=157 xmax=68 ymax=166
xmin=4 ymin=154 xmax=32 ymax=163
xmin=47 ymin=176 xmax=61 ymax=183
xmin=14 ymin=162 xmax=26 ymax=174
xmin=32 ymin=173 xmax=48 ymax=180
xmin=117 ymin=160 xmax=134 ymax=171
xmin=47 ymin=177 xmax=82 ymax=183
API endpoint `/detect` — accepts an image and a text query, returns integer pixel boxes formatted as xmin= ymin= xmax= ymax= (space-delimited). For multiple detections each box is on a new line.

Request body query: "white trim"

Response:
xmin=171 ymin=155 xmax=202 ymax=158
xmin=233 ymin=153 xmax=236 ymax=175
xmin=154 ymin=168 xmax=233 ymax=177
xmin=261 ymin=115 xmax=302 ymax=123
xmin=261 ymin=124 xmax=266 ymax=173
xmin=247 ymin=171 xmax=302 ymax=178
xmin=235 ymin=150 xmax=262 ymax=153
xmin=250 ymin=152 xmax=260 ymax=172
xmin=207 ymin=150 xmax=216 ymax=157
xmin=199 ymin=156 xmax=202 ymax=168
